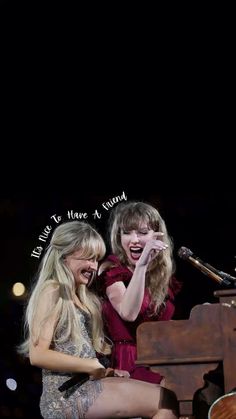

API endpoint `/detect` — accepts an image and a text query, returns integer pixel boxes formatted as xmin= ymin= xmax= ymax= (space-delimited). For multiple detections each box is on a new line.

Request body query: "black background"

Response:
xmin=0 ymin=1 xmax=235 ymax=416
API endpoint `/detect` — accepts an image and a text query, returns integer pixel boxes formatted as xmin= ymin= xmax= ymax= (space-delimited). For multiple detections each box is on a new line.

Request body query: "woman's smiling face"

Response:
xmin=65 ymin=249 xmax=98 ymax=287
xmin=120 ymin=223 xmax=154 ymax=267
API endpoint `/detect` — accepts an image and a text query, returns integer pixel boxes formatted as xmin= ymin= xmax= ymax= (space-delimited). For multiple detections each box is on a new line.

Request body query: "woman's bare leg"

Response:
xmin=84 ymin=377 xmax=178 ymax=419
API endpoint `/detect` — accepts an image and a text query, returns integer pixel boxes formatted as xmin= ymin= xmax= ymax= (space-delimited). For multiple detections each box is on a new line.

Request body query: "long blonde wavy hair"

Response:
xmin=106 ymin=201 xmax=175 ymax=313
xmin=19 ymin=221 xmax=111 ymax=356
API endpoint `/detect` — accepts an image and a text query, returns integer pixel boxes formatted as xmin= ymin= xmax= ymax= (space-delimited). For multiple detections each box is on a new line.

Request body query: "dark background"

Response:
xmin=1 ymin=188 xmax=235 ymax=418
xmin=0 ymin=1 xmax=235 ymax=416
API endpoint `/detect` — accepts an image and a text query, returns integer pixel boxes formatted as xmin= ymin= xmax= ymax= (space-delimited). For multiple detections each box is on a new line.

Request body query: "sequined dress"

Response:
xmin=40 ymin=307 xmax=103 ymax=419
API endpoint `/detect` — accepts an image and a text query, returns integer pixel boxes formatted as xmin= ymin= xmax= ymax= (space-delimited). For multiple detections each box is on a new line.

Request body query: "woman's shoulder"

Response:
xmin=99 ymin=255 xmax=119 ymax=274
xmin=99 ymin=255 xmax=125 ymax=275
xmin=98 ymin=255 xmax=131 ymax=289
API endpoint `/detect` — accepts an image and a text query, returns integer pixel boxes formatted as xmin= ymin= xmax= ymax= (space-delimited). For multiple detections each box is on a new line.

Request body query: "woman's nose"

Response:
xmin=130 ymin=231 xmax=139 ymax=242
xmin=89 ymin=260 xmax=98 ymax=270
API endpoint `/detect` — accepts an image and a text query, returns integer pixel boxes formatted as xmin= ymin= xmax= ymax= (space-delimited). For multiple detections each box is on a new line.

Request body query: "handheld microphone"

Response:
xmin=58 ymin=356 xmax=110 ymax=392
xmin=178 ymin=247 xmax=235 ymax=286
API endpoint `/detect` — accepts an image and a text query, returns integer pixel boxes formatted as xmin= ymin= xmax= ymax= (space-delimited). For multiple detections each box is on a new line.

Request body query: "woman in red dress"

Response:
xmin=99 ymin=201 xmax=182 ymax=384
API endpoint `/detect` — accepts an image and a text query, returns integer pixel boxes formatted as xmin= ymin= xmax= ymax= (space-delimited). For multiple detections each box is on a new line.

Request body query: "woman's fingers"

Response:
xmin=105 ymin=368 xmax=115 ymax=377
xmin=90 ymin=367 xmax=107 ymax=380
xmin=137 ymin=236 xmax=168 ymax=267
xmin=152 ymin=242 xmax=168 ymax=250
xmin=114 ymin=369 xmax=130 ymax=378
xmin=152 ymin=232 xmax=164 ymax=240
xmin=145 ymin=239 xmax=168 ymax=253
xmin=90 ymin=368 xmax=130 ymax=380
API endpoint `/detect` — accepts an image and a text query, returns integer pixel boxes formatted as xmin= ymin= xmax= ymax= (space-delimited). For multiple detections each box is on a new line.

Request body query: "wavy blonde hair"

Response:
xmin=19 ymin=221 xmax=111 ymax=356
xmin=107 ymin=201 xmax=175 ymax=312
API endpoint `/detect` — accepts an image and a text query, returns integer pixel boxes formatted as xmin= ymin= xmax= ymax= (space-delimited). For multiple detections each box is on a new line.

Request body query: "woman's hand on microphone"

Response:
xmin=89 ymin=367 xmax=107 ymax=380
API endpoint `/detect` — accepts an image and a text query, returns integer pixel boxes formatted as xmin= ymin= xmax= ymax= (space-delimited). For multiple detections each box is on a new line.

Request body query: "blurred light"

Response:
xmin=12 ymin=282 xmax=25 ymax=297
xmin=6 ymin=378 xmax=17 ymax=391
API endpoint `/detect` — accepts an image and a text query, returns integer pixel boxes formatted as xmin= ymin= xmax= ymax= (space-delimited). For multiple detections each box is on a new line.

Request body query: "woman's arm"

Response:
xmin=106 ymin=264 xmax=147 ymax=322
xmin=30 ymin=343 xmax=103 ymax=374
xmin=29 ymin=285 xmax=104 ymax=374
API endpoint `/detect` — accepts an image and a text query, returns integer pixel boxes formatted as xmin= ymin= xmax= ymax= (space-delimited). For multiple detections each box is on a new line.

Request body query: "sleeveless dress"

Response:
xmin=99 ymin=255 xmax=182 ymax=384
xmin=40 ymin=307 xmax=103 ymax=419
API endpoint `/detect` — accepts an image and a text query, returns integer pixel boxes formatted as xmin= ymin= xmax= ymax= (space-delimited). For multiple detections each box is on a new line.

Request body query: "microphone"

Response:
xmin=58 ymin=356 xmax=110 ymax=392
xmin=178 ymin=247 xmax=235 ymax=286
xmin=58 ymin=372 xmax=88 ymax=392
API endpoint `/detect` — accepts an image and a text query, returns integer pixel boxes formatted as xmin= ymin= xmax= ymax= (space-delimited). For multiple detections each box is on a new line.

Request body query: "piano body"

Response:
xmin=136 ymin=289 xmax=236 ymax=418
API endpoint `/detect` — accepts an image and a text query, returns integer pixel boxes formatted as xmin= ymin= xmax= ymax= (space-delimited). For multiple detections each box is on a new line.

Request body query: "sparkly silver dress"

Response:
xmin=40 ymin=308 xmax=103 ymax=419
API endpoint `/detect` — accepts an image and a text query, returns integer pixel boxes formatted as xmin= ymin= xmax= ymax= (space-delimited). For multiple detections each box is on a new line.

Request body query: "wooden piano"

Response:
xmin=136 ymin=289 xmax=236 ymax=418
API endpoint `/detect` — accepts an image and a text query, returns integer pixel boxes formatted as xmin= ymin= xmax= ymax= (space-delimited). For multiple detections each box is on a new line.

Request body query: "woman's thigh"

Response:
xmin=84 ymin=377 xmax=161 ymax=419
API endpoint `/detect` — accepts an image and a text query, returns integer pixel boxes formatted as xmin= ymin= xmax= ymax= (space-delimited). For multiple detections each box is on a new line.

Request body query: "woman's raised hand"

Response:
xmin=136 ymin=232 xmax=168 ymax=267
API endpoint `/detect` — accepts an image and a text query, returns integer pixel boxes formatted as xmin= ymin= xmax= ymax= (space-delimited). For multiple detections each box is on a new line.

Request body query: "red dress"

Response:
xmin=99 ymin=255 xmax=182 ymax=384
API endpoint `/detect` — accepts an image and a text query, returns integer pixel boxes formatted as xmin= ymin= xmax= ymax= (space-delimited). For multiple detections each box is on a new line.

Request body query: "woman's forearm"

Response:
xmin=29 ymin=346 xmax=103 ymax=374
xmin=119 ymin=265 xmax=147 ymax=321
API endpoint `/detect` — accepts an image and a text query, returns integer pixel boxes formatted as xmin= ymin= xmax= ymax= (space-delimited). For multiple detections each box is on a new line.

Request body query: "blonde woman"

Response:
xmin=19 ymin=221 xmax=178 ymax=419
xmin=99 ymin=202 xmax=182 ymax=384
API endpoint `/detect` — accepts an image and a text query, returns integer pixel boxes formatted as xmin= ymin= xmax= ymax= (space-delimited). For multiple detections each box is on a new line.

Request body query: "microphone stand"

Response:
xmin=178 ymin=247 xmax=236 ymax=288
xmin=217 ymin=271 xmax=236 ymax=288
